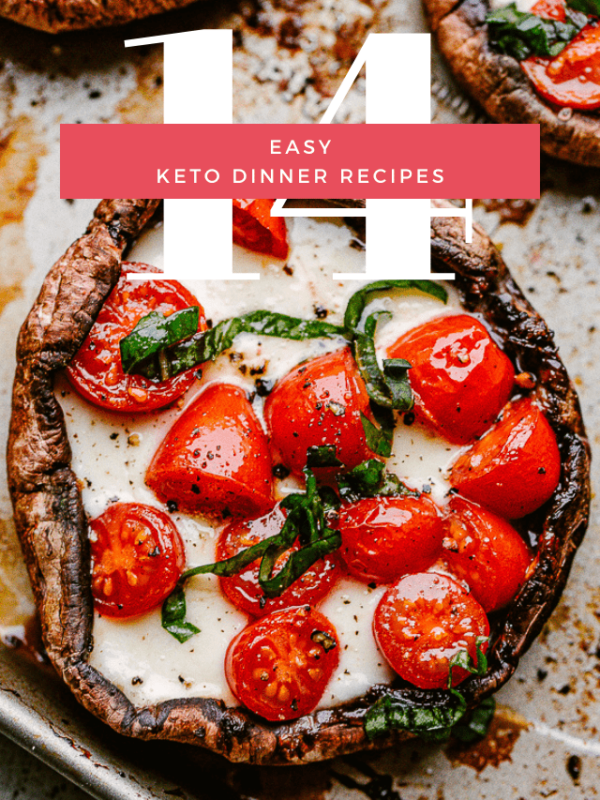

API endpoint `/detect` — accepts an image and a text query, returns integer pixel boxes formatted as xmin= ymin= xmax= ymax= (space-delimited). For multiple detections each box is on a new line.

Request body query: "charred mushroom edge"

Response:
xmin=423 ymin=0 xmax=600 ymax=167
xmin=7 ymin=197 xmax=590 ymax=765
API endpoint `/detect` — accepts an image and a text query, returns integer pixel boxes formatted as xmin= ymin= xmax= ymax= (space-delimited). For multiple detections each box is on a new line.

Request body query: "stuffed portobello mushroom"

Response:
xmin=423 ymin=0 xmax=600 ymax=167
xmin=0 ymin=0 xmax=201 ymax=33
xmin=7 ymin=198 xmax=590 ymax=764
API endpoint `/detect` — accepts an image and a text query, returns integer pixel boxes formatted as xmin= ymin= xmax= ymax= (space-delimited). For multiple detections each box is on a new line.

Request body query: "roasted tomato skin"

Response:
xmin=67 ymin=262 xmax=206 ymax=412
xmin=217 ymin=505 xmax=341 ymax=617
xmin=146 ymin=383 xmax=273 ymax=518
xmin=387 ymin=314 xmax=515 ymax=444
xmin=522 ymin=23 xmax=600 ymax=111
xmin=530 ymin=0 xmax=567 ymax=19
xmin=264 ymin=348 xmax=376 ymax=476
xmin=338 ymin=495 xmax=445 ymax=584
xmin=450 ymin=397 xmax=561 ymax=519
xmin=90 ymin=503 xmax=185 ymax=619
xmin=225 ymin=606 xmax=340 ymax=721
xmin=443 ymin=496 xmax=533 ymax=612
xmin=373 ymin=572 xmax=489 ymax=690
xmin=233 ymin=199 xmax=289 ymax=259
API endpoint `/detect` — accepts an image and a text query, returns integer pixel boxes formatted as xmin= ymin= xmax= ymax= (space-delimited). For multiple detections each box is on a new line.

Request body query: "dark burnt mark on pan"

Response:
xmin=474 ymin=199 xmax=539 ymax=227
xmin=334 ymin=760 xmax=403 ymax=800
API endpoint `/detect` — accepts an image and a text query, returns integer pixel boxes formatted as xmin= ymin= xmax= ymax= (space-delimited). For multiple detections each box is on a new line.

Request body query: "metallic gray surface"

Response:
xmin=0 ymin=0 xmax=598 ymax=798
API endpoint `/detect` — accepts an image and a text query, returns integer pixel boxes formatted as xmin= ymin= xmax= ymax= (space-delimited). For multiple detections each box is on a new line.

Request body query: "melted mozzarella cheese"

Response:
xmin=488 ymin=0 xmax=538 ymax=11
xmin=59 ymin=217 xmax=464 ymax=709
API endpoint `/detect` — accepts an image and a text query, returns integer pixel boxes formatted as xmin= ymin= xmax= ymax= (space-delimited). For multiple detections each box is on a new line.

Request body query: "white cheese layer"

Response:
xmin=488 ymin=0 xmax=538 ymax=11
xmin=59 ymin=217 xmax=464 ymax=709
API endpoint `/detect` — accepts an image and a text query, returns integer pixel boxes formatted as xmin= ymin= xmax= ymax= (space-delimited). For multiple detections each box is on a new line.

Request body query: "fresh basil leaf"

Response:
xmin=364 ymin=694 xmax=467 ymax=742
xmin=365 ymin=638 xmax=491 ymax=740
xmin=344 ymin=280 xmax=447 ymax=335
xmin=161 ymin=465 xmax=343 ymax=640
xmin=345 ymin=283 xmax=443 ymax=414
xmin=353 ymin=328 xmax=395 ymax=408
xmin=486 ymin=4 xmax=587 ymax=60
xmin=361 ymin=403 xmax=395 ymax=458
xmin=448 ymin=636 xmax=489 ymax=686
xmin=126 ymin=309 xmax=347 ymax=380
xmin=161 ymin=584 xmax=200 ymax=643
xmin=258 ymin=531 xmax=341 ymax=597
xmin=383 ymin=358 xmax=413 ymax=410
xmin=451 ymin=696 xmax=496 ymax=744
xmin=306 ymin=445 xmax=343 ymax=469
xmin=567 ymin=0 xmax=600 ymax=15
xmin=120 ymin=307 xmax=200 ymax=377
xmin=336 ymin=458 xmax=417 ymax=503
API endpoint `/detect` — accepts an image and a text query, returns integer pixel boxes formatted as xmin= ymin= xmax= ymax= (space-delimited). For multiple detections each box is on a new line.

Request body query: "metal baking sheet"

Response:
xmin=0 ymin=0 xmax=599 ymax=798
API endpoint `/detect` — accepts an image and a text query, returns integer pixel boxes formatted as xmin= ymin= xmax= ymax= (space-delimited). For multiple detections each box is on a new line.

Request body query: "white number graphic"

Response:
xmin=125 ymin=30 xmax=471 ymax=282
xmin=125 ymin=29 xmax=258 ymax=282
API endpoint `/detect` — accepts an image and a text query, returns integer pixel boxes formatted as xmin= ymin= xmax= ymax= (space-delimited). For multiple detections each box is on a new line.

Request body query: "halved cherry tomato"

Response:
xmin=531 ymin=0 xmax=566 ymax=20
xmin=90 ymin=502 xmax=185 ymax=618
xmin=450 ymin=397 xmax=561 ymax=519
xmin=217 ymin=505 xmax=341 ymax=617
xmin=522 ymin=25 xmax=600 ymax=111
xmin=373 ymin=572 xmax=489 ymax=690
xmin=442 ymin=496 xmax=533 ymax=612
xmin=387 ymin=314 xmax=514 ymax=444
xmin=146 ymin=383 xmax=273 ymax=518
xmin=233 ymin=199 xmax=289 ymax=259
xmin=225 ymin=606 xmax=339 ymax=721
xmin=264 ymin=348 xmax=377 ymax=476
xmin=67 ymin=262 xmax=206 ymax=412
xmin=338 ymin=495 xmax=445 ymax=584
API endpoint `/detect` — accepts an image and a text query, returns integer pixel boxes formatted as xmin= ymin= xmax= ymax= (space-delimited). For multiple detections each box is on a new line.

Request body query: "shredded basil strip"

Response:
xmin=121 ymin=310 xmax=347 ymax=380
xmin=486 ymin=3 xmax=588 ymax=60
xmin=306 ymin=445 xmax=344 ymax=469
xmin=346 ymin=281 xmax=446 ymax=412
xmin=161 ymin=584 xmax=200 ymax=644
xmin=451 ymin=696 xmax=496 ymax=744
xmin=161 ymin=468 xmax=341 ymax=642
xmin=364 ymin=694 xmax=468 ymax=743
xmin=344 ymin=280 xmax=448 ymax=334
xmin=120 ymin=307 xmax=200 ymax=378
xmin=364 ymin=637 xmax=490 ymax=741
xmin=336 ymin=458 xmax=417 ymax=503
xmin=567 ymin=0 xmax=600 ymax=15
xmin=361 ymin=403 xmax=395 ymax=458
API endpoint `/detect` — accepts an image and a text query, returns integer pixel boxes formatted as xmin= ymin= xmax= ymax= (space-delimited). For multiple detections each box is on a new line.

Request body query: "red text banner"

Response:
xmin=60 ymin=123 xmax=540 ymax=200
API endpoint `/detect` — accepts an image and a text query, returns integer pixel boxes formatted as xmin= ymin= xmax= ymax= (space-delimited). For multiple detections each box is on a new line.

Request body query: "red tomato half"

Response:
xmin=264 ymin=348 xmax=376 ymax=476
xmin=387 ymin=314 xmax=515 ymax=444
xmin=443 ymin=496 xmax=533 ymax=612
xmin=217 ymin=505 xmax=341 ymax=616
xmin=233 ymin=199 xmax=289 ymax=259
xmin=146 ymin=383 xmax=273 ymax=518
xmin=90 ymin=503 xmax=185 ymax=618
xmin=373 ymin=572 xmax=489 ymax=690
xmin=338 ymin=495 xmax=445 ymax=584
xmin=67 ymin=263 xmax=206 ymax=412
xmin=522 ymin=25 xmax=600 ymax=110
xmin=225 ymin=606 xmax=339 ymax=721
xmin=450 ymin=397 xmax=561 ymax=519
